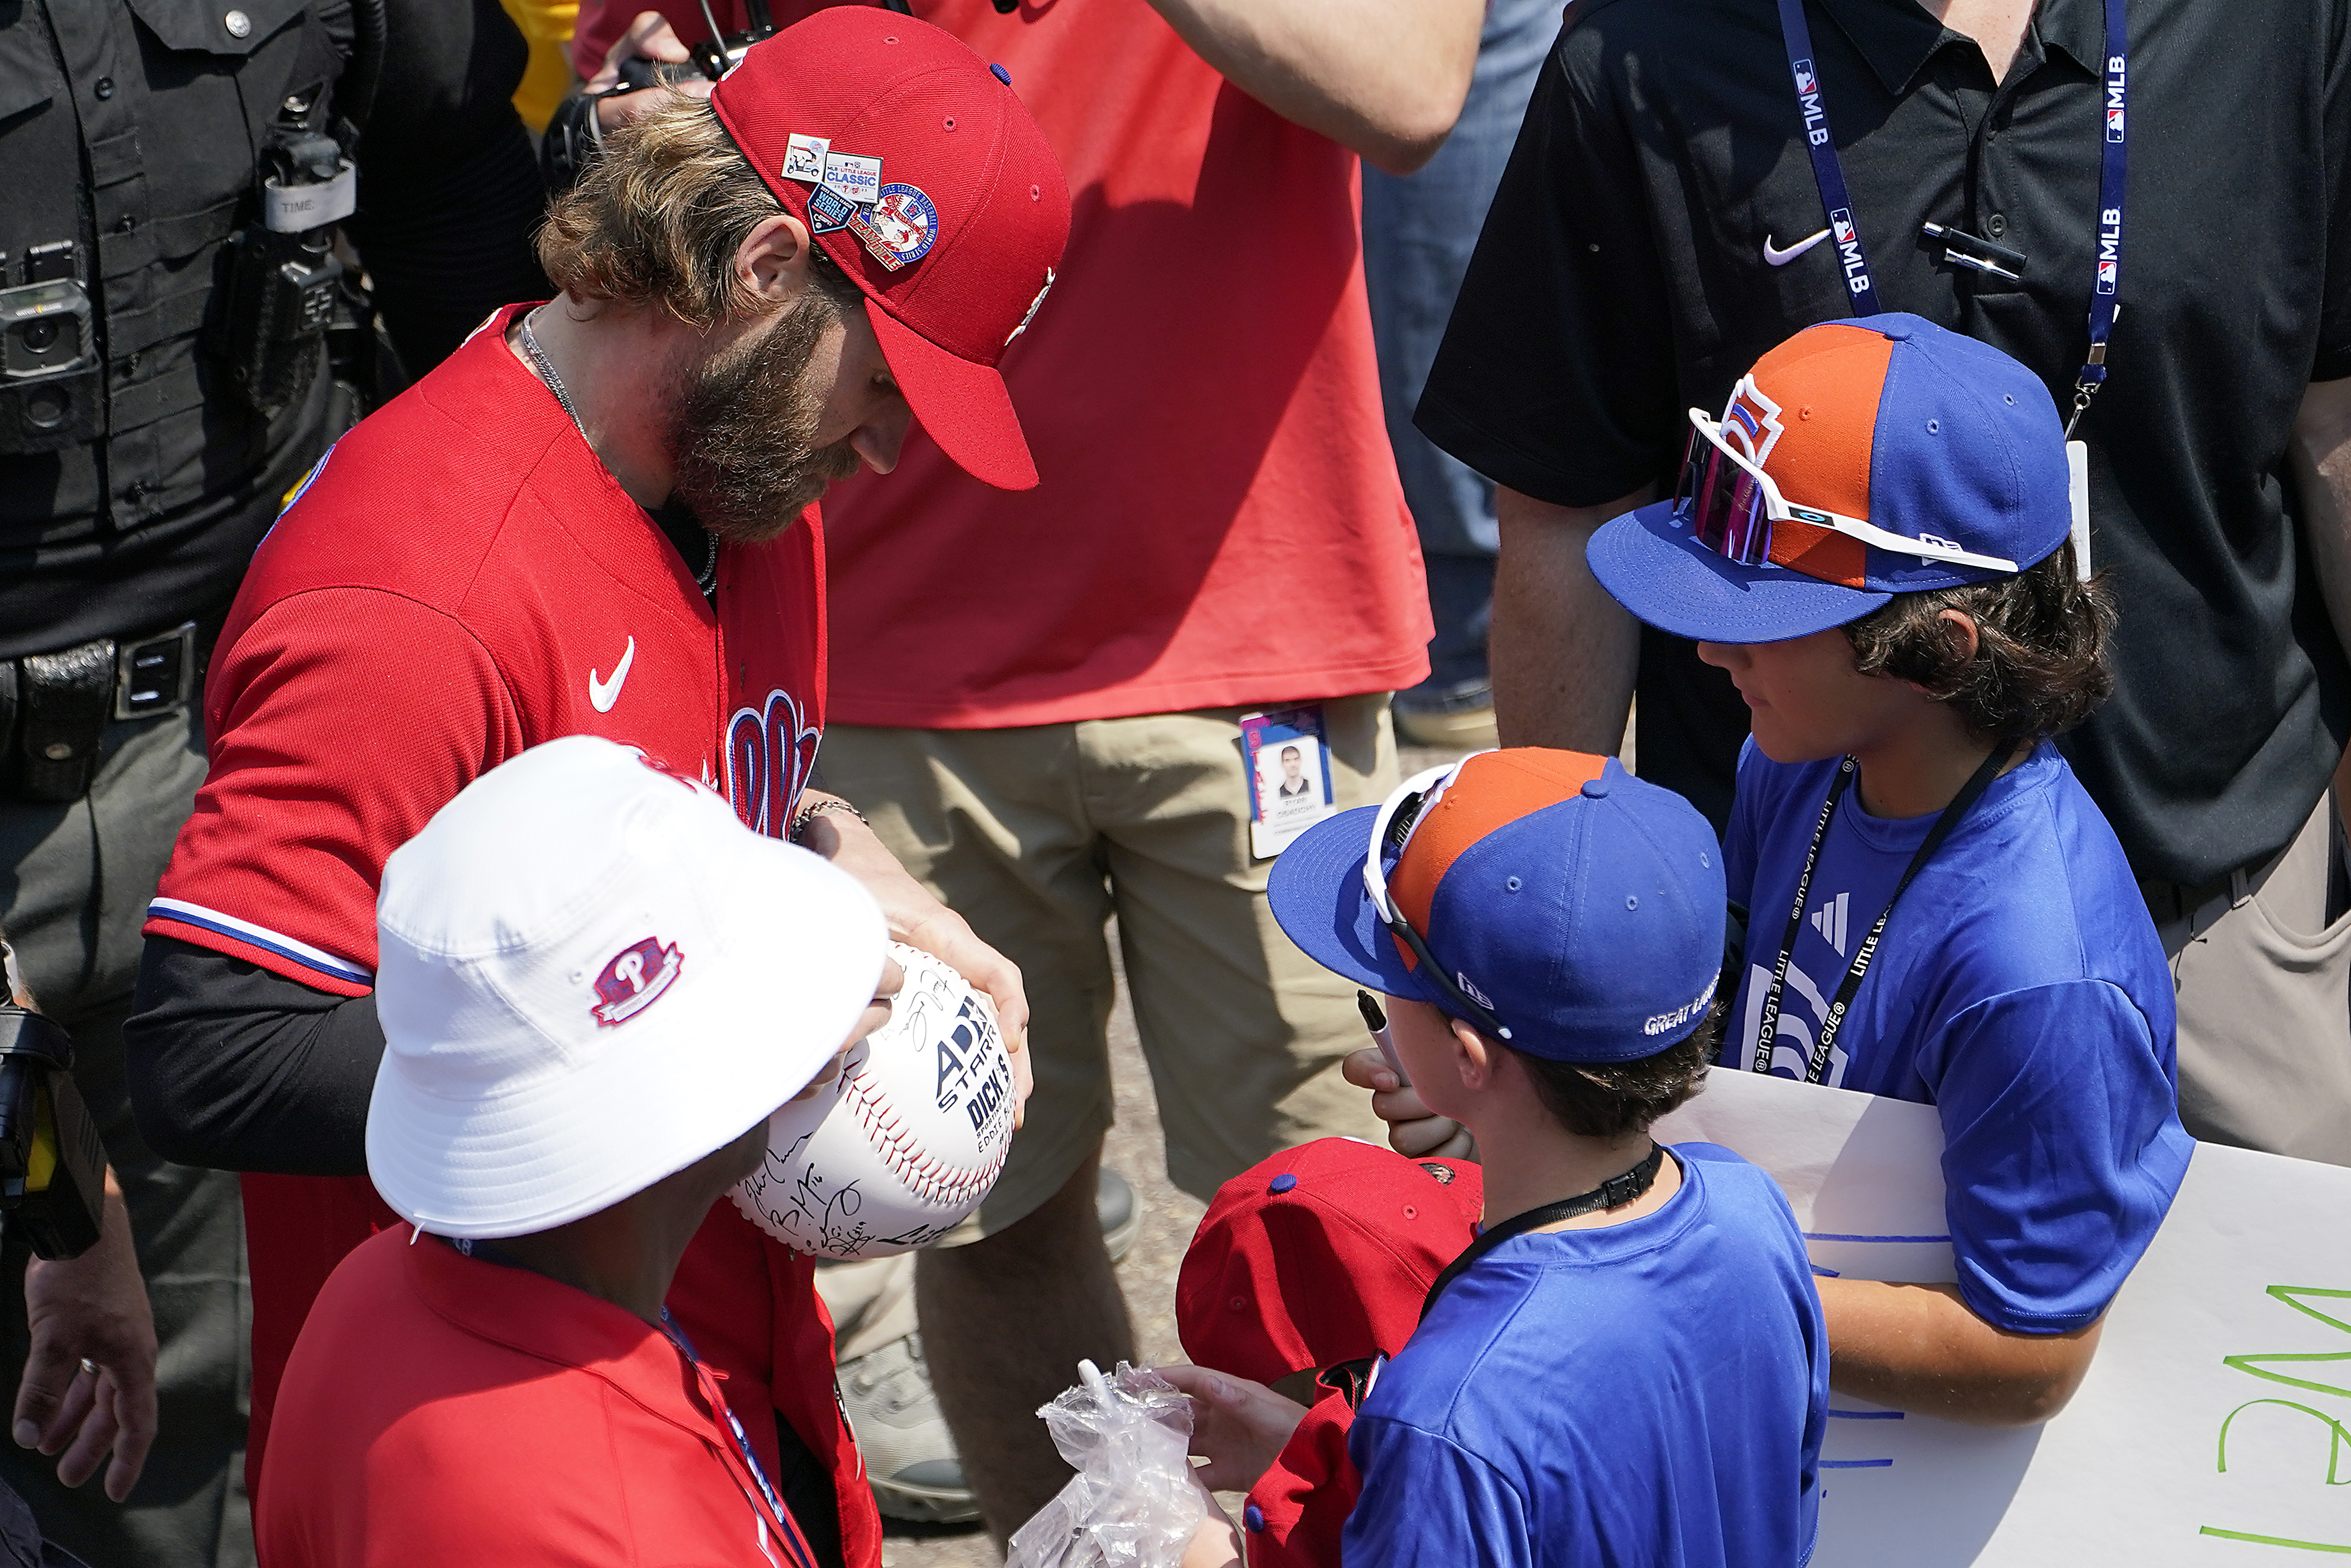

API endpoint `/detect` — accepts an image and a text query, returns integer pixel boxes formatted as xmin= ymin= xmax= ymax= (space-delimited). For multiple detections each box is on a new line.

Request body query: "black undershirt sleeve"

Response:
xmin=123 ymin=937 xmax=384 ymax=1178
xmin=344 ymin=0 xmax=553 ymax=376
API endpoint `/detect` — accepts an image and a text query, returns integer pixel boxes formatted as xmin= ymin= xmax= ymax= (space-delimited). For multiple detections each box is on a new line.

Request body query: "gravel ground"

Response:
xmin=878 ymin=742 xmax=1469 ymax=1566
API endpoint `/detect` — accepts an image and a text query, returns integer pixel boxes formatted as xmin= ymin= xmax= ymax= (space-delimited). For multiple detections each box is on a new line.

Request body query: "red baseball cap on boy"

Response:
xmin=1177 ymin=1139 xmax=1483 ymax=1566
xmin=1177 ymin=1137 xmax=1481 ymax=1385
xmin=711 ymin=9 xmax=1070 ymax=490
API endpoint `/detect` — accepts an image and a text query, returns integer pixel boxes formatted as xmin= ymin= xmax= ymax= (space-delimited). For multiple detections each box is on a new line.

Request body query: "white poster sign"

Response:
xmin=1654 ymin=1068 xmax=2351 ymax=1564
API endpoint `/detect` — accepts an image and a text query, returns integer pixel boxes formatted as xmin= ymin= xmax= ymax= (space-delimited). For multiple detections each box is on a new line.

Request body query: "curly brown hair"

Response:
xmin=537 ymin=96 xmax=861 ymax=327
xmin=1509 ymin=996 xmax=1723 ymax=1141
xmin=1841 ymin=544 xmax=2113 ymax=745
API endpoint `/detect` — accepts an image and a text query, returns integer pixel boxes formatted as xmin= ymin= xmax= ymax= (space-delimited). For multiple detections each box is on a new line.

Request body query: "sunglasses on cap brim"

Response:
xmin=1676 ymin=408 xmax=2019 ymax=575
xmin=1360 ymin=757 xmax=1513 ymax=1042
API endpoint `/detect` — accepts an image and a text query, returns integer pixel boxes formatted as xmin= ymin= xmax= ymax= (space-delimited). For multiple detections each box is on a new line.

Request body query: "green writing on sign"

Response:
xmin=2207 ymin=1287 xmax=2351 ymax=1553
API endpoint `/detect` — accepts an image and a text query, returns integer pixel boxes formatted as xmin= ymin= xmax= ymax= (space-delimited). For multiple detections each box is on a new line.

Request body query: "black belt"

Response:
xmin=2138 ymin=864 xmax=2258 ymax=928
xmin=2 ymin=620 xmax=216 ymax=804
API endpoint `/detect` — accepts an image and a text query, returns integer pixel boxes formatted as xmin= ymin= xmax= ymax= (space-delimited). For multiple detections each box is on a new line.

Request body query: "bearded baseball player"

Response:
xmin=118 ymin=13 xmax=1066 ymax=1565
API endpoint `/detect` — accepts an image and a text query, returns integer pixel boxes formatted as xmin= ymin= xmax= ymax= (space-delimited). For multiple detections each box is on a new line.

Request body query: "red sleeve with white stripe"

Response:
xmin=147 ymin=589 xmax=528 ymax=997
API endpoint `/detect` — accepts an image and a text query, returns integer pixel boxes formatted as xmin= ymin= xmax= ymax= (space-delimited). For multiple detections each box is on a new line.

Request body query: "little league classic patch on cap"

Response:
xmin=710 ymin=9 xmax=1070 ymax=491
xmin=366 ymin=736 xmax=887 ymax=1239
xmin=1267 ymin=750 xmax=1725 ymax=1063
xmin=1587 ymin=313 xmax=2073 ymax=644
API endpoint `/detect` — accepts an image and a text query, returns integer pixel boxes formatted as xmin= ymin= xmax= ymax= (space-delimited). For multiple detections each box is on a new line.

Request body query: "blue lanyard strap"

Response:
xmin=1774 ymin=0 xmax=2127 ymax=426
xmin=1778 ymin=0 xmax=1882 ymax=315
xmin=2075 ymin=0 xmax=2127 ymax=432
xmin=659 ymin=1309 xmax=812 ymax=1562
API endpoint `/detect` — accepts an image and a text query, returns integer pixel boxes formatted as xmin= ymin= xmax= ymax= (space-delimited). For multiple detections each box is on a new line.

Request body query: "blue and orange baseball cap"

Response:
xmin=1266 ymin=750 xmax=1724 ymax=1063
xmin=1587 ymin=314 xmax=2073 ymax=644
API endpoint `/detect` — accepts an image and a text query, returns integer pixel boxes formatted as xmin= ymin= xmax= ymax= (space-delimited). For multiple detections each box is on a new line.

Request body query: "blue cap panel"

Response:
xmin=1867 ymin=318 xmax=2072 ymax=580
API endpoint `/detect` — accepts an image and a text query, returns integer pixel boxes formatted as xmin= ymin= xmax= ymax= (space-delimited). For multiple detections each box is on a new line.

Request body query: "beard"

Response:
xmin=665 ymin=295 xmax=865 ymax=546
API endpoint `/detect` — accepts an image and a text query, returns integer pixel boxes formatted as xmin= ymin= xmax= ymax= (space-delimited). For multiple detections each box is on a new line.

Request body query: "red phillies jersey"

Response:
xmin=576 ymin=0 xmax=1433 ymax=727
xmin=263 ymin=1229 xmax=817 ymax=1568
xmin=144 ymin=305 xmax=877 ymax=1565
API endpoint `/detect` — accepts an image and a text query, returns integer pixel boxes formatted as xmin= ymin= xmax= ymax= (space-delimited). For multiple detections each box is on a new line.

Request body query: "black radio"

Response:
xmin=0 ymin=965 xmax=106 ymax=1262
xmin=209 ymin=106 xmax=355 ymax=420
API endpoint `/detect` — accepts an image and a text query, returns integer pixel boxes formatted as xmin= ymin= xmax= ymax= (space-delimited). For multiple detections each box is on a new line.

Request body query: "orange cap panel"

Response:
xmin=1749 ymin=322 xmax=1890 ymax=525
xmin=1387 ymin=750 xmax=1610 ymax=938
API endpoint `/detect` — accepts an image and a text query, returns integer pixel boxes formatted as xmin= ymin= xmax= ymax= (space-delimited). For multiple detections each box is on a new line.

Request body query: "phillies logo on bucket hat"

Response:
xmin=590 ymin=936 xmax=683 ymax=1026
xmin=710 ymin=9 xmax=1071 ymax=491
xmin=1266 ymin=750 xmax=1725 ymax=1064
xmin=1586 ymin=314 xmax=2074 ymax=645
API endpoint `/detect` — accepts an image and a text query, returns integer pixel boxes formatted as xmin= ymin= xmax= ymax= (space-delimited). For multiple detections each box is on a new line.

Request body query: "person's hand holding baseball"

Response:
xmin=13 ymin=1176 xmax=157 ymax=1503
xmin=586 ymin=10 xmax=713 ymax=135
xmin=793 ymin=801 xmax=1035 ymax=1123
xmin=1341 ymin=1046 xmax=1477 ymax=1161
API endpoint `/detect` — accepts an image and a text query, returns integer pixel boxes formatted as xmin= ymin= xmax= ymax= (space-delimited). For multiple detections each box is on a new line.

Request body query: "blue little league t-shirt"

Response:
xmin=1724 ymin=739 xmax=2194 ymax=1334
xmin=1342 ymin=1145 xmax=1827 ymax=1568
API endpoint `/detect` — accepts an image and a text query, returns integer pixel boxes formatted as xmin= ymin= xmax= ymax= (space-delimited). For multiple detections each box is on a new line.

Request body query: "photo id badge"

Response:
xmin=1242 ymin=706 xmax=1338 ymax=860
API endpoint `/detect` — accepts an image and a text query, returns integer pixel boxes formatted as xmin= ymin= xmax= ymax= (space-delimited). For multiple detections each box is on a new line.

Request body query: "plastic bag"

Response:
xmin=1006 ymin=1360 xmax=1215 ymax=1568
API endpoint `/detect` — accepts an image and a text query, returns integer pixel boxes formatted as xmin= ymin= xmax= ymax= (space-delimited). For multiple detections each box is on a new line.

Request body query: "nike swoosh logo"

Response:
xmin=589 ymin=635 xmax=635 ymax=714
xmin=1764 ymin=229 xmax=1832 ymax=267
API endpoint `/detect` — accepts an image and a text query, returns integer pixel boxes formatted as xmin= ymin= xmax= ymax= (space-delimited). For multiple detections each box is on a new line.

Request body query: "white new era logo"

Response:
xmin=1810 ymin=891 xmax=1850 ymax=956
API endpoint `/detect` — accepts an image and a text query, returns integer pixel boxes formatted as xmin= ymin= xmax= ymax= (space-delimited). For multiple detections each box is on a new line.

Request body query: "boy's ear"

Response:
xmin=1935 ymin=607 xmax=1981 ymax=662
xmin=1449 ymin=1015 xmax=1496 ymax=1088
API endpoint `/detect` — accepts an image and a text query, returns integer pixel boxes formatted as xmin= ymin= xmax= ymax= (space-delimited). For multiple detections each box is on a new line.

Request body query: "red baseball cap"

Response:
xmin=709 ymin=9 xmax=1070 ymax=490
xmin=1176 ymin=1138 xmax=1483 ymax=1386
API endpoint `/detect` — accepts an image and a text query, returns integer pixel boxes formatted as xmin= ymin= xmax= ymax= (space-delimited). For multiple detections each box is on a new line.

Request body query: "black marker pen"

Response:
xmin=1356 ymin=989 xmax=1408 ymax=1087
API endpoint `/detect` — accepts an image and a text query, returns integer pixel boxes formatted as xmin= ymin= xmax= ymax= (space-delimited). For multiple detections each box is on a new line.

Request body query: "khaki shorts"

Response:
xmin=2151 ymin=792 xmax=2351 ymax=1165
xmin=818 ymin=697 xmax=1398 ymax=1237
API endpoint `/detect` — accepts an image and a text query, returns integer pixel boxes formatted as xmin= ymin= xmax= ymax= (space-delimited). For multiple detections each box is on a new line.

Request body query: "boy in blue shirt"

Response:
xmin=1568 ymin=314 xmax=2195 ymax=1423
xmin=1177 ymin=748 xmax=1829 ymax=1568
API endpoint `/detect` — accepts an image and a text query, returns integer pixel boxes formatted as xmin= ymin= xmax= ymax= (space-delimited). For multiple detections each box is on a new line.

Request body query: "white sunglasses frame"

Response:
xmin=1682 ymin=408 xmax=2022 ymax=576
xmin=1360 ymin=754 xmax=1513 ymax=1041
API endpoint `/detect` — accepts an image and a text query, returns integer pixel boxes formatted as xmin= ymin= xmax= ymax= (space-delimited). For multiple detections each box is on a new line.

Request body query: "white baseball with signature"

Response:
xmin=731 ymin=943 xmax=1017 ymax=1259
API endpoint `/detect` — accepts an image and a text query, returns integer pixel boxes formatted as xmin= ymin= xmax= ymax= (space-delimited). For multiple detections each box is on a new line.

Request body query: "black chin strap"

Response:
xmin=1421 ymin=1144 xmax=1667 ymax=1322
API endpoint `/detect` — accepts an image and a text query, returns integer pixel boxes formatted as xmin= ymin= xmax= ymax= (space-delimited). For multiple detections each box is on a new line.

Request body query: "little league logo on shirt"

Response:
xmin=1741 ymin=887 xmax=1859 ymax=1087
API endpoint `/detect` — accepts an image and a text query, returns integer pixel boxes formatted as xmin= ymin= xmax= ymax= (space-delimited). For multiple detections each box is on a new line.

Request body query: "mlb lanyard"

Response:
xmin=659 ymin=1309 xmax=821 ymax=1568
xmin=1749 ymin=744 xmax=2012 ymax=1084
xmin=1776 ymin=0 xmax=2129 ymax=433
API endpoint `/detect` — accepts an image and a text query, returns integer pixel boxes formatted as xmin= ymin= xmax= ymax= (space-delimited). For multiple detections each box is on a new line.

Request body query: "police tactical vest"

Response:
xmin=0 ymin=0 xmax=354 ymax=658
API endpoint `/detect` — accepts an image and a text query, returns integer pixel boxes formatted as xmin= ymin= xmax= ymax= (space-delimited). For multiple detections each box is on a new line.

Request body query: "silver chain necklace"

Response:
xmin=519 ymin=308 xmax=718 ymax=596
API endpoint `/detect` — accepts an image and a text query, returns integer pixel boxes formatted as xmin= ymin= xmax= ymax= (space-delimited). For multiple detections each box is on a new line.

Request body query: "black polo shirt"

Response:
xmin=1421 ymin=0 xmax=2351 ymax=885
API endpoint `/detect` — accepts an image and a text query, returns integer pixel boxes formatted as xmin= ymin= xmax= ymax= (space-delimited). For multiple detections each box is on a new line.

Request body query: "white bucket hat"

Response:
xmin=367 ymin=735 xmax=886 ymax=1238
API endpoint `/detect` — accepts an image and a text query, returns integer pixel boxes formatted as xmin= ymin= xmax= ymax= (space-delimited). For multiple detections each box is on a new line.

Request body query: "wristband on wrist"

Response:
xmin=790 ymin=798 xmax=868 ymax=843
